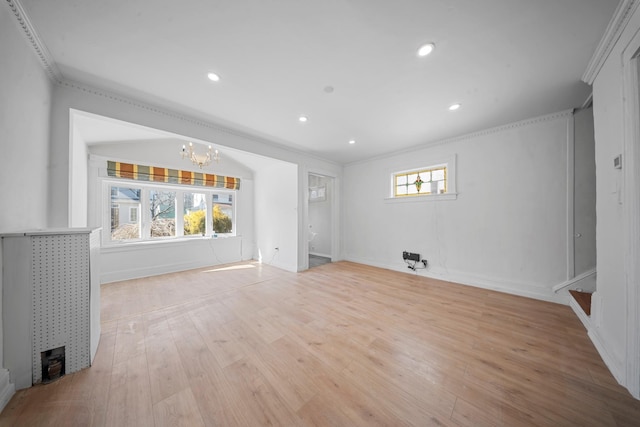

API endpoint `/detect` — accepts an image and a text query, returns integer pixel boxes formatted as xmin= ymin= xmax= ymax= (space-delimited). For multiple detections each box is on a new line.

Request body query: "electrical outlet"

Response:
xmin=422 ymin=260 xmax=428 ymax=267
xmin=275 ymin=247 xmax=279 ymax=251
xmin=402 ymin=251 xmax=420 ymax=261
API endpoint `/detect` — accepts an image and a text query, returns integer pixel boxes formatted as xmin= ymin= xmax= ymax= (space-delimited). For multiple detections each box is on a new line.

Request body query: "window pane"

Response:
xmin=110 ymin=186 xmax=141 ymax=240
xmin=432 ymin=168 xmax=445 ymax=181
xmin=392 ymin=164 xmax=449 ymax=198
xmin=150 ymin=190 xmax=176 ymax=238
xmin=213 ymin=193 xmax=233 ymax=233
xmin=184 ymin=193 xmax=207 ymax=235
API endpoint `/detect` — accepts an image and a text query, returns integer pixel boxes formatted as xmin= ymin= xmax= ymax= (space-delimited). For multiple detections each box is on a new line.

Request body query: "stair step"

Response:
xmin=569 ymin=290 xmax=592 ymax=316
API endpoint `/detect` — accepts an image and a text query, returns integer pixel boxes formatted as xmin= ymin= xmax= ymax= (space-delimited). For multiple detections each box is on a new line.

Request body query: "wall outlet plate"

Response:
xmin=614 ymin=154 xmax=622 ymax=169
xmin=403 ymin=251 xmax=420 ymax=261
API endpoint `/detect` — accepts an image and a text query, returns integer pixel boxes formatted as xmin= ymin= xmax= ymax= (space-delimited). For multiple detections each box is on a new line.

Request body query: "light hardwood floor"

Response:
xmin=1 ymin=261 xmax=639 ymax=426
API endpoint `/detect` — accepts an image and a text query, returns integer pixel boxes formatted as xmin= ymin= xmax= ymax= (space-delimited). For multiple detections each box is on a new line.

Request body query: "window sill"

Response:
xmin=384 ymin=193 xmax=458 ymax=203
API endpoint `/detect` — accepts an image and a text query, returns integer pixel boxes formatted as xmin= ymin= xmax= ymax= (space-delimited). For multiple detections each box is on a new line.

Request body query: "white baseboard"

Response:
xmin=344 ymin=256 xmax=565 ymax=304
xmin=0 ymin=369 xmax=15 ymax=413
xmin=101 ymin=257 xmax=243 ymax=284
xmin=589 ymin=327 xmax=626 ymax=386
xmin=309 ymin=252 xmax=331 ymax=258
xmin=552 ymin=268 xmax=597 ymax=293
xmin=569 ymin=297 xmax=592 ymax=331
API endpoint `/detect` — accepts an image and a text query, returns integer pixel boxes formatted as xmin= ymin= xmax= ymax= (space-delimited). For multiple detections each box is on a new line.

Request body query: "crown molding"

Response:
xmin=5 ymin=0 xmax=338 ymax=168
xmin=583 ymin=0 xmax=640 ymax=85
xmin=5 ymin=0 xmax=63 ymax=83
xmin=60 ymin=79 xmax=340 ymax=167
xmin=346 ymin=109 xmax=574 ymax=167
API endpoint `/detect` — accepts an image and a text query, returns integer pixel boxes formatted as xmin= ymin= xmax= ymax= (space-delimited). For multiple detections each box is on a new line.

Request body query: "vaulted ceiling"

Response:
xmin=20 ymin=0 xmax=618 ymax=164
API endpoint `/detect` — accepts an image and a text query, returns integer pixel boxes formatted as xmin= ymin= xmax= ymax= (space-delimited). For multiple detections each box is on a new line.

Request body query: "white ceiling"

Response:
xmin=21 ymin=0 xmax=617 ymax=164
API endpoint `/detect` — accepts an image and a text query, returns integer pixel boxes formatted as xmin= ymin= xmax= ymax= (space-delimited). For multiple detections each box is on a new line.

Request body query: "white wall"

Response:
xmin=0 ymin=3 xmax=53 ymax=407
xmin=255 ymin=162 xmax=299 ymax=272
xmin=85 ymin=139 xmax=255 ymax=282
xmin=46 ymin=81 xmax=341 ymax=278
xmin=0 ymin=8 xmax=52 ymax=231
xmin=87 ymin=138 xmax=255 ymax=181
xmin=587 ymin=0 xmax=640 ymax=398
xmin=344 ymin=111 xmax=573 ymax=303
xmin=69 ymin=124 xmax=88 ymax=227
xmin=573 ymin=107 xmax=597 ymax=276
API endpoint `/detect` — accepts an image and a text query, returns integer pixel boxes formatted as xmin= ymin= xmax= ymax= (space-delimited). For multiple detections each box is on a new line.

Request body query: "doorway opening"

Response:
xmin=308 ymin=173 xmax=333 ymax=268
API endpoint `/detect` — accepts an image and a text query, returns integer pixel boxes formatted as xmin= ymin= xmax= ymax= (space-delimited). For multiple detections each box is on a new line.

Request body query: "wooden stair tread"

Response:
xmin=569 ymin=290 xmax=592 ymax=316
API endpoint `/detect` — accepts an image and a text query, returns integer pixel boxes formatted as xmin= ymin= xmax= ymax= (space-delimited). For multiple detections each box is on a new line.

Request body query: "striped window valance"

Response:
xmin=107 ymin=161 xmax=240 ymax=190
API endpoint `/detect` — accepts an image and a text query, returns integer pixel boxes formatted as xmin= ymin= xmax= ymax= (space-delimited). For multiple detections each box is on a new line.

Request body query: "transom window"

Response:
xmin=394 ymin=166 xmax=447 ymax=197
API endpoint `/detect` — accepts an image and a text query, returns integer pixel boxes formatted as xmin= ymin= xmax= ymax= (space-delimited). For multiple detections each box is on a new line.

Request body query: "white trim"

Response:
xmin=569 ymin=297 xmax=591 ymax=331
xmin=583 ymin=0 xmax=640 ymax=84
xmin=621 ymin=29 xmax=640 ymax=399
xmin=552 ymin=268 xmax=597 ymax=293
xmin=4 ymin=0 xmax=63 ymax=83
xmin=581 ymin=93 xmax=594 ymax=110
xmin=101 ymin=257 xmax=241 ymax=284
xmin=567 ymin=112 xmax=576 ymax=280
xmin=344 ymin=256 xmax=566 ymax=305
xmin=309 ymin=252 xmax=332 ymax=258
xmin=347 ymin=110 xmax=573 ymax=167
xmin=589 ymin=326 xmax=626 ymax=385
xmin=384 ymin=193 xmax=457 ymax=203
xmin=100 ymin=235 xmax=247 ymax=283
xmin=297 ymin=166 xmax=341 ymax=271
xmin=0 ymin=369 xmax=15 ymax=413
xmin=303 ymin=168 xmax=341 ymax=271
xmin=63 ymin=80 xmax=339 ymax=166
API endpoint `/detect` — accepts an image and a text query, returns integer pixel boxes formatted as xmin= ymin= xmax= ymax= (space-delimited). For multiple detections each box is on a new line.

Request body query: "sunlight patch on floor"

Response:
xmin=202 ymin=264 xmax=256 ymax=273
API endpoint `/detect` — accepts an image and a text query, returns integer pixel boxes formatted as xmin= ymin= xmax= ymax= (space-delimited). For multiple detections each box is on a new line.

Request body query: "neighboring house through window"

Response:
xmin=106 ymin=181 xmax=236 ymax=244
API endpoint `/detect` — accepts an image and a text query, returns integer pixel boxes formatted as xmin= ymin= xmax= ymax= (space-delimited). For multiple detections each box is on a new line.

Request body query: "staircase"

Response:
xmin=552 ymin=269 xmax=596 ymax=330
xmin=569 ymin=289 xmax=592 ymax=316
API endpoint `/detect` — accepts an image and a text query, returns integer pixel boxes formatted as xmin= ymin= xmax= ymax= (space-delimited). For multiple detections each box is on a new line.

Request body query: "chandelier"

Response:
xmin=180 ymin=142 xmax=220 ymax=169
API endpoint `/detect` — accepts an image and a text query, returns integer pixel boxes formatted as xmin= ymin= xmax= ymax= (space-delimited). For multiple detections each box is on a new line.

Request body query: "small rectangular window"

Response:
xmin=394 ymin=166 xmax=447 ymax=197
xmin=129 ymin=207 xmax=138 ymax=222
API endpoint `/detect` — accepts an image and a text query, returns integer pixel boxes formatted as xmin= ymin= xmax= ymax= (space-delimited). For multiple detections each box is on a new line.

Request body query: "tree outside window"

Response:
xmin=105 ymin=183 xmax=236 ymax=244
xmin=150 ymin=190 xmax=176 ymax=238
xmin=213 ymin=193 xmax=233 ymax=233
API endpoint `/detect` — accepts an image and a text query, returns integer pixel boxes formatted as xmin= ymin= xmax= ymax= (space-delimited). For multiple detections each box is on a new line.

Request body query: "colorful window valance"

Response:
xmin=107 ymin=161 xmax=240 ymax=190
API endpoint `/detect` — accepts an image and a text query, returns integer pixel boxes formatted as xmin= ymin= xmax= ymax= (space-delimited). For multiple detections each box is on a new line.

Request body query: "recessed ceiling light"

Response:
xmin=299 ymin=115 xmax=308 ymax=123
xmin=348 ymin=139 xmax=356 ymax=145
xmin=449 ymin=103 xmax=461 ymax=111
xmin=417 ymin=43 xmax=435 ymax=57
xmin=207 ymin=72 xmax=220 ymax=82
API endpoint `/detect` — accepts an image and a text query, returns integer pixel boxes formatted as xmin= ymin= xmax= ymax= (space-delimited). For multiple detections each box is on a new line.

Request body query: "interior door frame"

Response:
xmin=301 ymin=168 xmax=339 ymax=270
xmin=622 ymin=29 xmax=640 ymax=399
